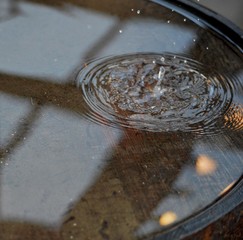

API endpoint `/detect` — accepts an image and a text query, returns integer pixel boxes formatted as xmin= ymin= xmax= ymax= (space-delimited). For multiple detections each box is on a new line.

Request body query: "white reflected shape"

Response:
xmin=100 ymin=18 xmax=196 ymax=56
xmin=0 ymin=2 xmax=118 ymax=81
xmin=0 ymin=93 xmax=32 ymax=145
xmin=0 ymin=1 xmax=123 ymax=226
xmin=1 ymin=103 xmax=122 ymax=226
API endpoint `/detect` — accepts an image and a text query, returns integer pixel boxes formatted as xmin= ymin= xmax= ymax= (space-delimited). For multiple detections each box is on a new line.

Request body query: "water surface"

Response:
xmin=0 ymin=0 xmax=242 ymax=239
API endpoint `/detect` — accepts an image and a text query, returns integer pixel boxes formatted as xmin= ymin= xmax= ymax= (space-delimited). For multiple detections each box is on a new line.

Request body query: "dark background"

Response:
xmin=196 ymin=0 xmax=243 ymax=29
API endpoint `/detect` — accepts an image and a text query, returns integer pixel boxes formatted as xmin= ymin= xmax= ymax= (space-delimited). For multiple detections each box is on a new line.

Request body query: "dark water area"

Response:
xmin=0 ymin=0 xmax=242 ymax=239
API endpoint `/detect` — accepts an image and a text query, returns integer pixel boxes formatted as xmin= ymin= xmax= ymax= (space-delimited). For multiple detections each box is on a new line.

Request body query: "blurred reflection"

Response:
xmin=196 ymin=154 xmax=217 ymax=176
xmin=135 ymin=131 xmax=243 ymax=238
xmin=0 ymin=0 xmax=242 ymax=240
xmin=0 ymin=95 xmax=41 ymax=160
xmin=159 ymin=211 xmax=177 ymax=226
xmin=224 ymin=104 xmax=243 ymax=130
xmin=220 ymin=181 xmax=236 ymax=196
xmin=60 ymin=130 xmax=194 ymax=240
xmin=0 ymin=0 xmax=19 ymax=22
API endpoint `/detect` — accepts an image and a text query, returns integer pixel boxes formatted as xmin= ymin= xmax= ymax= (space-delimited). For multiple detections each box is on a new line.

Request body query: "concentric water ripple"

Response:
xmin=76 ymin=53 xmax=239 ymax=133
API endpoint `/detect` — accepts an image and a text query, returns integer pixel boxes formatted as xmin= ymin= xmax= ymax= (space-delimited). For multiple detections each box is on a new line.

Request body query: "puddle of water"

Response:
xmin=77 ymin=53 xmax=236 ymax=134
xmin=0 ymin=0 xmax=242 ymax=239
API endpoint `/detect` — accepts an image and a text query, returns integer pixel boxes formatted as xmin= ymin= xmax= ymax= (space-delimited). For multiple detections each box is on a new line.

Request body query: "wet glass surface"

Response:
xmin=0 ymin=0 xmax=242 ymax=239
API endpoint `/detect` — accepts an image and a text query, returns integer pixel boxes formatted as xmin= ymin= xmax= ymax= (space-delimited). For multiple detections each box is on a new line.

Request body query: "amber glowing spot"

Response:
xmin=196 ymin=154 xmax=217 ymax=175
xmin=224 ymin=106 xmax=243 ymax=130
xmin=159 ymin=211 xmax=177 ymax=226
xmin=220 ymin=181 xmax=235 ymax=196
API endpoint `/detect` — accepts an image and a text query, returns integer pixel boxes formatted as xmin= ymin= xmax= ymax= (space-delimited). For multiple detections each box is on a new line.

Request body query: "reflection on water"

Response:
xmin=0 ymin=0 xmax=242 ymax=239
xmin=136 ymin=134 xmax=243 ymax=238
xmin=77 ymin=53 xmax=234 ymax=134
xmin=195 ymin=154 xmax=217 ymax=175
xmin=159 ymin=211 xmax=177 ymax=226
xmin=1 ymin=98 xmax=122 ymax=225
xmin=220 ymin=181 xmax=236 ymax=196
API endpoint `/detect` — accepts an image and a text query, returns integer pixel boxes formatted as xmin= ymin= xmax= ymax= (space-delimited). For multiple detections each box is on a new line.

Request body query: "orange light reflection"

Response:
xmin=220 ymin=181 xmax=235 ymax=196
xmin=159 ymin=211 xmax=177 ymax=226
xmin=196 ymin=154 xmax=217 ymax=176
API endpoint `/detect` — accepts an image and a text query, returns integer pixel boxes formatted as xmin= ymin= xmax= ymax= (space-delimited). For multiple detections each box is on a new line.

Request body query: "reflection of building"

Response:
xmin=0 ymin=0 xmax=242 ymax=239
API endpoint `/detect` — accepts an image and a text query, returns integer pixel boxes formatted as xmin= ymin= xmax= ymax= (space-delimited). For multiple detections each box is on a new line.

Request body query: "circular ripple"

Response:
xmin=77 ymin=53 xmax=234 ymax=133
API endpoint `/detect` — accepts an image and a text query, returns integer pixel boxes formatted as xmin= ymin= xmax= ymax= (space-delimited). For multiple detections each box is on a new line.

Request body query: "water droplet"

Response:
xmin=77 ymin=53 xmax=233 ymax=134
xmin=137 ymin=10 xmax=141 ymax=14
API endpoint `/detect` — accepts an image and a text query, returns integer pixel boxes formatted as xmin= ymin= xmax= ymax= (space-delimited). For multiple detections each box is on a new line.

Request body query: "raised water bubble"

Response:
xmin=76 ymin=53 xmax=235 ymax=134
